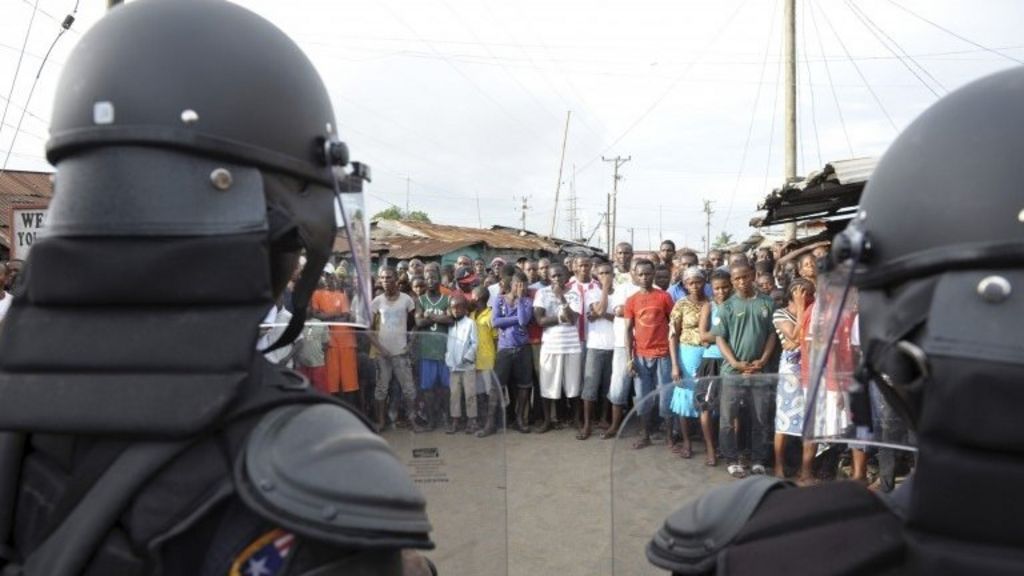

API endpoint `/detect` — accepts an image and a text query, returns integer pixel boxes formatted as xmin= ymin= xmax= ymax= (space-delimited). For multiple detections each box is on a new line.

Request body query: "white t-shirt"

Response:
xmin=611 ymin=282 xmax=641 ymax=347
xmin=371 ymin=292 xmax=416 ymax=356
xmin=259 ymin=306 xmax=293 ymax=365
xmin=0 ymin=292 xmax=11 ymax=324
xmin=535 ymin=286 xmax=582 ymax=354
xmin=583 ymin=286 xmax=615 ymax=351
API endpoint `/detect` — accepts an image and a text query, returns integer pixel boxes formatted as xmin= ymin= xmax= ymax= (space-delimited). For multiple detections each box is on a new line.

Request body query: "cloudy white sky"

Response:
xmin=2 ymin=0 xmax=1022 ymax=251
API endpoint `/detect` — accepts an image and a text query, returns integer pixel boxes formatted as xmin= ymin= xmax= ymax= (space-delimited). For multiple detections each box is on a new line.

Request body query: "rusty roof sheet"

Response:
xmin=377 ymin=237 xmax=479 ymax=259
xmin=0 ymin=170 xmax=53 ymax=250
xmin=372 ymin=219 xmax=561 ymax=252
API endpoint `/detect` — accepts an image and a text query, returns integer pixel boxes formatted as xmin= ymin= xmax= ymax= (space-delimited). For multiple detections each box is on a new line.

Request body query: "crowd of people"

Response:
xmin=263 ymin=238 xmax=903 ymax=489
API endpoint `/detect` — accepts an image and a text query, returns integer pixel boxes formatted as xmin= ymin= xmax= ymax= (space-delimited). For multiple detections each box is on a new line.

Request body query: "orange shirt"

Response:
xmin=624 ymin=289 xmax=675 ymax=358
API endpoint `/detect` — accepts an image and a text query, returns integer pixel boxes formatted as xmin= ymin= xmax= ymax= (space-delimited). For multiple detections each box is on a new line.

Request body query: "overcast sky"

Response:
xmin=2 ymin=0 xmax=1022 ymax=251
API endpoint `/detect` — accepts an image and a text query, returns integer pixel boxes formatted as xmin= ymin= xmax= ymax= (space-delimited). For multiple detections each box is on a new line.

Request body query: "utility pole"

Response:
xmin=549 ymin=111 xmax=572 ymax=237
xmin=566 ymin=164 xmax=578 ymax=242
xmin=475 ymin=191 xmax=483 ymax=228
xmin=515 ymin=195 xmax=531 ymax=234
xmin=658 ymin=205 xmax=663 ymax=243
xmin=593 ymin=212 xmax=608 ymax=248
xmin=702 ymin=199 xmax=714 ymax=255
xmin=783 ymin=0 xmax=798 ymax=242
xmin=601 ymin=155 xmax=631 ymax=252
xmin=405 ymin=176 xmax=411 ymax=216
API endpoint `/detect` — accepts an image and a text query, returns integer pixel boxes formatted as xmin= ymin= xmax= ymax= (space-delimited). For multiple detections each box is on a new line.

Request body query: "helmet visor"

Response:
xmin=331 ymin=175 xmax=372 ymax=327
xmin=802 ymin=261 xmax=916 ymax=451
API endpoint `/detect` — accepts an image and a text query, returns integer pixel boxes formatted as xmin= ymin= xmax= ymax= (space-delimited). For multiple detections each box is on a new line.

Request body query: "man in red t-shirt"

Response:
xmin=624 ymin=258 xmax=676 ymax=449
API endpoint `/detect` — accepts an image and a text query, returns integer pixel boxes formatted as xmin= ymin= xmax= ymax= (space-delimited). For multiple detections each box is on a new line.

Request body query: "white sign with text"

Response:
xmin=10 ymin=205 xmax=48 ymax=261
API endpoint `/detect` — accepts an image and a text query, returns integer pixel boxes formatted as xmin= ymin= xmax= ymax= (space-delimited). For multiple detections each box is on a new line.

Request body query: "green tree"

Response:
xmin=713 ymin=231 xmax=733 ymax=248
xmin=372 ymin=207 xmax=431 ymax=223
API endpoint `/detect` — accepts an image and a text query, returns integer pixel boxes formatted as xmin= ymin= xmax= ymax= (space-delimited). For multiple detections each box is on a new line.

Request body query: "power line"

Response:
xmin=477 ymin=0 xmax=609 ymax=150
xmin=815 ymin=1 xmax=898 ymax=133
xmin=1 ymin=121 xmax=46 ymax=142
xmin=800 ymin=0 xmax=823 ymax=167
xmin=576 ymin=0 xmax=752 ymax=175
xmin=843 ymin=0 xmax=943 ymax=97
xmin=885 ymin=0 xmax=1024 ymax=65
xmin=0 ymin=0 xmax=41 ymax=147
xmin=2 ymin=4 xmax=77 ymax=171
xmin=808 ymin=0 xmax=854 ymax=158
xmin=435 ymin=0 xmax=564 ymax=129
xmin=376 ymin=0 xmax=562 ymax=159
xmin=19 ymin=0 xmax=79 ymax=35
xmin=723 ymin=0 xmax=780 ymax=228
xmin=763 ymin=29 xmax=784 ymax=193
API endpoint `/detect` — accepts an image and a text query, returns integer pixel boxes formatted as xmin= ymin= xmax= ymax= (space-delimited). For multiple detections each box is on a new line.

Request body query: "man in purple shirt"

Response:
xmin=491 ymin=270 xmax=534 ymax=432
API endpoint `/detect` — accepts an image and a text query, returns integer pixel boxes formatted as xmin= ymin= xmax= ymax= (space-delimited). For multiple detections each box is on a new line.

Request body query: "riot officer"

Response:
xmin=0 ymin=0 xmax=434 ymax=574
xmin=646 ymin=66 xmax=1024 ymax=574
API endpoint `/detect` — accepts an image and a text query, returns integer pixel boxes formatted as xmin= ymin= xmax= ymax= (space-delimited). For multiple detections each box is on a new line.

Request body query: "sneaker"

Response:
xmin=727 ymin=464 xmax=748 ymax=479
xmin=750 ymin=464 xmax=766 ymax=475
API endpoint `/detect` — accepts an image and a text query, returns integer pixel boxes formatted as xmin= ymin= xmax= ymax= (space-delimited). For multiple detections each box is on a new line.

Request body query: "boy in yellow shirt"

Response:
xmin=472 ymin=286 xmax=504 ymax=437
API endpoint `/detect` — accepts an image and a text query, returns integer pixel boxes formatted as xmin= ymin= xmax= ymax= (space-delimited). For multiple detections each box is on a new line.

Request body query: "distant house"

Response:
xmin=0 ymin=170 xmax=54 ymax=260
xmin=362 ymin=219 xmax=603 ymax=267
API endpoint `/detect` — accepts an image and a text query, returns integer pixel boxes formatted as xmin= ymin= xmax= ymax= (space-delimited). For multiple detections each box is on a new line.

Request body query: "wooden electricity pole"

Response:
xmin=783 ymin=0 xmax=798 ymax=241
xmin=601 ymin=155 xmax=631 ymax=252
xmin=549 ymin=111 xmax=572 ymax=237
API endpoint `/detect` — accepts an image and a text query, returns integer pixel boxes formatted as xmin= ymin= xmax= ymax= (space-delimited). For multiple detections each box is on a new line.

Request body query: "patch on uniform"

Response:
xmin=229 ymin=529 xmax=295 ymax=576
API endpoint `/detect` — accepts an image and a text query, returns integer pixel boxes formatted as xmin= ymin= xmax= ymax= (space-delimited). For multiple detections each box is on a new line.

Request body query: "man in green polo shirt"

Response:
xmin=713 ymin=263 xmax=778 ymax=479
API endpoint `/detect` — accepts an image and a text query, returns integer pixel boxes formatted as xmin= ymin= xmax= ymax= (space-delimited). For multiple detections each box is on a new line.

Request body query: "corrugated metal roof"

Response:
xmin=0 ymin=170 xmax=53 ymax=250
xmin=752 ymin=157 xmax=876 ymax=227
xmin=378 ymin=237 xmax=479 ymax=259
xmin=372 ymin=219 xmax=562 ymax=252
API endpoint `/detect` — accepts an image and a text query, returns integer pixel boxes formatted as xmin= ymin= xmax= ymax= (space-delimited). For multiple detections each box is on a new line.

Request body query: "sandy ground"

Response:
xmin=383 ymin=419 xmax=732 ymax=576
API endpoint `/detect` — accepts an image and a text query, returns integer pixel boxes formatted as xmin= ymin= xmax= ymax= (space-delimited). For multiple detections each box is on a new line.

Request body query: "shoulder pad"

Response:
xmin=647 ymin=476 xmax=789 ymax=574
xmin=235 ymin=403 xmax=433 ymax=551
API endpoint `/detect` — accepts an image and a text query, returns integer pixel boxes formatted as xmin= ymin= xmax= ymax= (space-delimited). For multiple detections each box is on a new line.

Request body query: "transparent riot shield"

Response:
xmin=262 ymin=320 xmax=507 ymax=576
xmin=611 ymin=375 xmax=915 ymax=575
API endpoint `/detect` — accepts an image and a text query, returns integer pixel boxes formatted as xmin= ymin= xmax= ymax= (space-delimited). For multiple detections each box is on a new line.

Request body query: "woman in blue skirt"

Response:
xmin=668 ymin=267 xmax=708 ymax=459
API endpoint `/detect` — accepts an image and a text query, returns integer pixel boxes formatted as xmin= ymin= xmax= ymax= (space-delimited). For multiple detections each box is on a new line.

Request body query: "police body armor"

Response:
xmin=0 ymin=1 xmax=433 ymax=574
xmin=631 ymin=66 xmax=1024 ymax=576
xmin=0 ymin=148 xmax=432 ymax=575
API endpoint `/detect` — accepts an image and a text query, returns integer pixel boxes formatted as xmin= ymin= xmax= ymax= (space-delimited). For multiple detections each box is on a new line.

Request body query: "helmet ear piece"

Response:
xmin=831 ymin=222 xmax=870 ymax=270
xmin=322 ymin=138 xmax=349 ymax=168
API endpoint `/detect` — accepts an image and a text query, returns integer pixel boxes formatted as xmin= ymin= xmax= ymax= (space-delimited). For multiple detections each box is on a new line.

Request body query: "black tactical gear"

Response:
xmin=0 ymin=0 xmax=429 ymax=574
xmin=649 ymin=66 xmax=1024 ymax=576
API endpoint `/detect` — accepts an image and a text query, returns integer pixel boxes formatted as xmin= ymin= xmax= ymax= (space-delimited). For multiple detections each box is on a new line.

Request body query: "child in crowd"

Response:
xmin=445 ymin=294 xmax=479 ymax=434
xmin=472 ymin=285 xmax=504 ymax=437
xmin=755 ymin=273 xmax=776 ymax=298
xmin=772 ymin=278 xmax=816 ymax=481
xmin=695 ymin=269 xmax=732 ymax=466
xmin=295 ymin=309 xmax=330 ymax=394
xmin=668 ymin=267 xmax=707 ymax=459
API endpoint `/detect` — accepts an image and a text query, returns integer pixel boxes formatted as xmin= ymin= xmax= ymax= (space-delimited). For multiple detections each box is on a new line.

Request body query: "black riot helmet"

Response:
xmin=803 ymin=66 xmax=1024 ymax=574
xmin=0 ymin=0 xmax=372 ymax=438
xmin=803 ymin=66 xmax=1024 ymax=445
xmin=44 ymin=0 xmax=372 ymax=347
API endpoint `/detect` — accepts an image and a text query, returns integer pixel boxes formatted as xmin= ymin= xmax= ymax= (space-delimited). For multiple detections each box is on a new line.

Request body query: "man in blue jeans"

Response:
xmin=624 ymin=259 xmax=676 ymax=449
